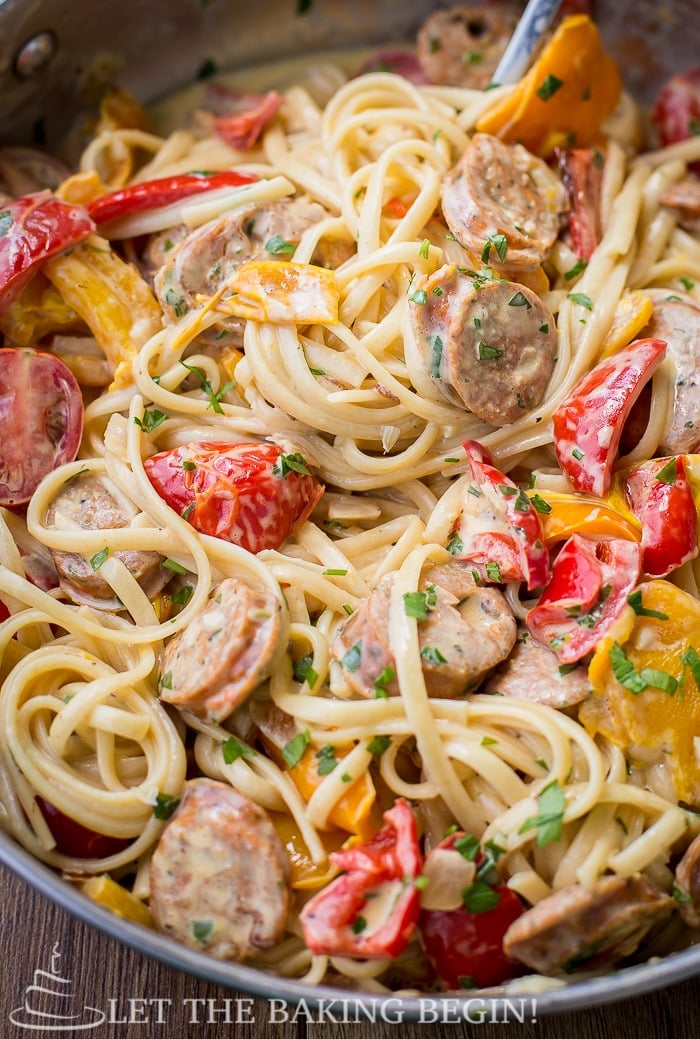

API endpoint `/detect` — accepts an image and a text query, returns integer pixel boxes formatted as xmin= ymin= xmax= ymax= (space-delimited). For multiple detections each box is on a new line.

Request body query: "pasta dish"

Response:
xmin=1 ymin=4 xmax=700 ymax=995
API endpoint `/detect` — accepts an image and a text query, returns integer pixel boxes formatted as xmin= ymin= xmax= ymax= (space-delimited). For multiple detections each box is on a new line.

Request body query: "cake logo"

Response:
xmin=10 ymin=941 xmax=105 ymax=1031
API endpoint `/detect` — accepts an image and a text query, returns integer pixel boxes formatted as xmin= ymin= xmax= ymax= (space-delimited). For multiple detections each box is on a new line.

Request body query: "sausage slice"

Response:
xmin=406 ymin=264 xmax=557 ymax=424
xmin=441 ymin=133 xmax=568 ymax=272
xmin=416 ymin=5 xmax=520 ymax=90
xmin=674 ymin=834 xmax=700 ymax=929
xmin=641 ymin=290 xmax=700 ymax=454
xmin=154 ymin=198 xmax=345 ymax=331
xmin=149 ymin=779 xmax=289 ymax=960
xmin=48 ymin=474 xmax=169 ymax=610
xmin=503 ymin=874 xmax=674 ymax=975
xmin=159 ymin=576 xmax=283 ymax=722
xmin=333 ymin=564 xmax=516 ymax=699
xmin=484 ymin=628 xmax=591 ymax=708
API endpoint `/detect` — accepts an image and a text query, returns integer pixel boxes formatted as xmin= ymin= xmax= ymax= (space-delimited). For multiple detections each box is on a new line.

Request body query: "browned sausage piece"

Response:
xmin=149 ymin=778 xmax=289 ymax=960
xmin=640 ymin=290 xmax=700 ymax=454
xmin=333 ymin=564 xmax=516 ymax=699
xmin=407 ymin=264 xmax=557 ymax=425
xmin=674 ymin=834 xmax=700 ymax=928
xmin=159 ymin=576 xmax=283 ymax=722
xmin=441 ymin=134 xmax=568 ymax=273
xmin=661 ymin=177 xmax=700 ymax=233
xmin=416 ymin=5 xmax=520 ymax=90
xmin=503 ymin=874 xmax=674 ymax=975
xmin=153 ymin=198 xmax=346 ymax=331
xmin=484 ymin=628 xmax=591 ymax=708
xmin=48 ymin=474 xmax=169 ymax=611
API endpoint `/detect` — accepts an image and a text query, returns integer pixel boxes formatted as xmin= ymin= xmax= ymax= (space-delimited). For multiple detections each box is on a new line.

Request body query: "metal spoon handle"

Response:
xmin=493 ymin=0 xmax=565 ymax=85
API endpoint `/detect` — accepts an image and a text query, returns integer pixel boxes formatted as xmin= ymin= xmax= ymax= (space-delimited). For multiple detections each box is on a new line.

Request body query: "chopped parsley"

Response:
xmin=192 ymin=920 xmax=214 ymax=943
xmin=163 ymin=558 xmax=188 ymax=575
xmin=373 ymin=665 xmax=395 ymax=697
xmin=403 ymin=589 xmax=434 ymax=620
xmin=572 ymin=447 xmax=584 ymax=461
xmin=530 ymin=493 xmax=552 ymax=514
xmin=421 ymin=645 xmax=447 ymax=665
xmin=567 ymin=292 xmax=593 ymax=310
xmin=180 ymin=361 xmax=233 ymax=414
xmin=680 ymin=276 xmax=695 ymax=291
xmin=430 ymin=335 xmax=443 ymax=378
xmin=481 ymin=233 xmax=507 ymax=264
xmin=282 ymin=730 xmax=311 ymax=769
xmin=182 ymin=458 xmax=196 ymax=471
xmin=627 ymin=590 xmax=668 ymax=620
xmin=507 ymin=290 xmax=532 ymax=309
xmin=367 ymin=735 xmax=391 ymax=757
xmin=340 ymin=641 xmax=362 ymax=671
xmin=418 ymin=238 xmax=431 ymax=259
xmin=315 ymin=744 xmax=338 ymax=775
xmin=409 ymin=288 xmax=428 ymax=305
xmin=165 ymin=287 xmax=188 ymax=318
xmin=536 ymin=74 xmax=564 ymax=101
xmin=89 ymin=547 xmax=110 ymax=571
xmin=153 ymin=793 xmax=180 ymax=820
xmin=222 ymin=736 xmax=256 ymax=764
xmin=539 ymin=322 xmax=549 ymax=333
xmin=485 ymin=561 xmax=502 ymax=582
xmin=447 ymin=531 xmax=464 ymax=556
xmin=518 ymin=779 xmax=566 ymax=848
xmin=171 ymin=585 xmax=193 ymax=607
xmin=272 ymin=451 xmax=311 ymax=477
xmin=609 ymin=642 xmax=678 ymax=696
xmin=477 ymin=341 xmax=504 ymax=360
xmin=351 ymin=915 xmax=367 ymax=934
xmin=564 ymin=259 xmax=588 ymax=280
xmin=293 ymin=654 xmax=319 ymax=687
xmin=655 ymin=458 xmax=677 ymax=485
xmin=462 ymin=879 xmax=501 ymax=913
xmin=481 ymin=735 xmax=498 ymax=746
xmin=265 ymin=234 xmax=296 ymax=255
xmin=134 ymin=408 xmax=168 ymax=432
xmin=158 ymin=671 xmax=172 ymax=691
xmin=454 ymin=833 xmax=480 ymax=860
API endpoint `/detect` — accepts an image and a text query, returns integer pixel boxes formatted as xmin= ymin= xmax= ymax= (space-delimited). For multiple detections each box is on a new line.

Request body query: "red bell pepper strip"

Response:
xmin=419 ymin=832 xmax=524 ymax=990
xmin=144 ymin=441 xmax=323 ymax=553
xmin=0 ymin=191 xmax=95 ymax=315
xmin=557 ymin=148 xmax=604 ymax=262
xmin=213 ymin=91 xmax=283 ymax=151
xmin=87 ymin=171 xmax=257 ymax=226
xmin=527 ymin=533 xmax=641 ymax=663
xmin=552 ymin=338 xmax=667 ymax=498
xmin=449 ymin=440 xmax=550 ymax=590
xmin=625 ymin=455 xmax=698 ymax=578
xmin=37 ymin=797 xmax=130 ymax=859
xmin=299 ymin=799 xmax=422 ymax=959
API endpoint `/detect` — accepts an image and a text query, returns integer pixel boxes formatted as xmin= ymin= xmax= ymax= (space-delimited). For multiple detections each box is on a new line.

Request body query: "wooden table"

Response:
xmin=2 ymin=863 xmax=698 ymax=1038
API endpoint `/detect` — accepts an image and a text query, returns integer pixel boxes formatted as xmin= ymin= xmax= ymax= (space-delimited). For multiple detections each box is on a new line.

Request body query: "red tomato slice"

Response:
xmin=0 ymin=191 xmax=94 ymax=314
xmin=625 ymin=455 xmax=698 ymax=578
xmin=0 ymin=349 xmax=84 ymax=507
xmin=144 ymin=441 xmax=324 ymax=553
xmin=651 ymin=67 xmax=700 ymax=150
xmin=37 ymin=797 xmax=130 ymax=859
xmin=450 ymin=440 xmax=550 ymax=590
xmin=299 ymin=799 xmax=422 ymax=959
xmin=552 ymin=338 xmax=667 ymax=498
xmin=418 ymin=831 xmax=524 ymax=990
xmin=527 ymin=533 xmax=641 ymax=663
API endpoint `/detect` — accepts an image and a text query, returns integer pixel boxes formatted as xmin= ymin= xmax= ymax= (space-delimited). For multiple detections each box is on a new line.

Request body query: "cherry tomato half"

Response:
xmin=37 ymin=797 xmax=130 ymax=859
xmin=0 ymin=348 xmax=84 ymax=507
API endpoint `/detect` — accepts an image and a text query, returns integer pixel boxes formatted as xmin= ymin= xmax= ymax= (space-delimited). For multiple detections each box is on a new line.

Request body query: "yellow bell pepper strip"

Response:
xmin=43 ymin=237 xmax=162 ymax=389
xmin=527 ymin=533 xmax=642 ymax=664
xmin=528 ymin=489 xmax=641 ymax=546
xmin=81 ymin=875 xmax=154 ymax=928
xmin=55 ymin=169 xmax=109 ymax=206
xmin=583 ymin=580 xmax=700 ymax=806
xmin=0 ymin=273 xmax=81 ymax=346
xmin=476 ymin=15 xmax=622 ymax=157
xmin=553 ymin=338 xmax=667 ymax=498
xmin=600 ymin=291 xmax=654 ymax=359
xmin=267 ymin=811 xmax=350 ymax=890
xmin=285 ymin=742 xmax=378 ymax=838
xmin=625 ymin=456 xmax=698 ymax=578
xmin=213 ymin=260 xmax=340 ymax=325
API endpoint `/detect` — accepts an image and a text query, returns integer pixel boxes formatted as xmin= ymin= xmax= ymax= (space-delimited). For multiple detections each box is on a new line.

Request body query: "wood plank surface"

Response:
xmin=1 ymin=864 xmax=698 ymax=1038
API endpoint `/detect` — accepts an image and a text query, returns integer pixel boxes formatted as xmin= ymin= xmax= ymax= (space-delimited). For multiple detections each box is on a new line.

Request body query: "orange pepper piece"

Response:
xmin=288 ymin=744 xmax=379 ymax=838
xmin=528 ymin=489 xmax=641 ymax=546
xmin=476 ymin=15 xmax=622 ymax=157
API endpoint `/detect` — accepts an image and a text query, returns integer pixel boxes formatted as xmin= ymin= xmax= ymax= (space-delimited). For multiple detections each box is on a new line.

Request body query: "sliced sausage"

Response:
xmin=48 ymin=474 xmax=169 ymax=611
xmin=660 ymin=177 xmax=700 ymax=233
xmin=641 ymin=290 xmax=700 ymax=454
xmin=159 ymin=576 xmax=283 ymax=722
xmin=416 ymin=4 xmax=520 ymax=90
xmin=484 ymin=627 xmax=591 ymax=708
xmin=503 ymin=874 xmax=674 ymax=975
xmin=674 ymin=834 xmax=700 ymax=928
xmin=149 ymin=778 xmax=289 ymax=960
xmin=333 ymin=563 xmax=516 ymax=699
xmin=153 ymin=199 xmax=347 ymax=331
xmin=440 ymin=133 xmax=568 ymax=273
xmin=406 ymin=264 xmax=557 ymax=424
